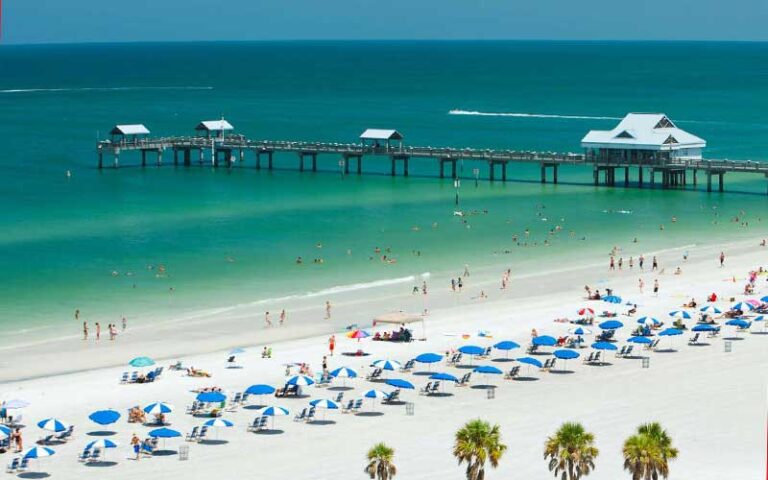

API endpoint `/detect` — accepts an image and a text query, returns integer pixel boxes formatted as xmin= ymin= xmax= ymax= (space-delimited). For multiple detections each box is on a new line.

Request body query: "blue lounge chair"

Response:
xmin=185 ymin=426 xmax=199 ymax=442
xmin=6 ymin=457 xmax=19 ymax=473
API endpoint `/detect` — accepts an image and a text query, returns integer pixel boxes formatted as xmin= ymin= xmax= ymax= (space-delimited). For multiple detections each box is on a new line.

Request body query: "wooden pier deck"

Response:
xmin=96 ymin=135 xmax=768 ymax=194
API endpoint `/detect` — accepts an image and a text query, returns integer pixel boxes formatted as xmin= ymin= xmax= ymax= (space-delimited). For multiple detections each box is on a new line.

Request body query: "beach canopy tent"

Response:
xmin=110 ymin=124 xmax=149 ymax=142
xmin=360 ymin=129 xmax=404 ymax=149
xmin=373 ymin=311 xmax=426 ymax=340
xmin=195 ymin=119 xmax=234 ymax=138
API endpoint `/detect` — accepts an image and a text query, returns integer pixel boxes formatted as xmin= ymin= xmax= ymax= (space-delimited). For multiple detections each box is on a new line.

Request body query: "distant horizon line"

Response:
xmin=1 ymin=38 xmax=768 ymax=47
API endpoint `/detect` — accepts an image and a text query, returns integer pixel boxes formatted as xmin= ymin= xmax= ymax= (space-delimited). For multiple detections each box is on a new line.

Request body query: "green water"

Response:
xmin=0 ymin=41 xmax=766 ymax=339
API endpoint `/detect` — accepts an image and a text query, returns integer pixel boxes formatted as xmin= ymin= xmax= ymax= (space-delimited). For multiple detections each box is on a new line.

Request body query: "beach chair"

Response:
xmin=526 ymin=344 xmax=539 ymax=354
xmin=77 ymin=447 xmax=92 ymax=462
xmin=593 ymin=351 xmax=603 ymax=365
xmin=241 ymin=392 xmax=250 ymax=404
xmin=185 ymin=426 xmax=199 ymax=442
xmin=257 ymin=416 xmax=268 ymax=431
xmin=246 ymin=418 xmax=259 ymax=432
xmin=119 ymin=372 xmax=129 ymax=383
xmin=737 ymin=322 xmax=752 ymax=332
xmin=505 ymin=366 xmax=520 ymax=379
xmin=447 ymin=353 xmax=461 ymax=365
xmin=688 ymin=333 xmax=701 ymax=345
xmin=625 ymin=345 xmax=634 ymax=357
xmin=334 ymin=392 xmax=344 ymax=403
xmin=6 ymin=457 xmax=19 ymax=473
xmin=57 ymin=425 xmax=74 ymax=442
xmin=129 ymin=371 xmax=139 ymax=383
xmin=155 ymin=366 xmax=164 ymax=378
xmin=17 ymin=458 xmax=28 ymax=473
xmin=457 ymin=373 xmax=472 ymax=387
xmin=383 ymin=390 xmax=400 ymax=404
xmin=481 ymin=347 xmax=492 ymax=358
xmin=583 ymin=352 xmax=595 ymax=364
xmin=366 ymin=368 xmax=382 ymax=381
xmin=305 ymin=407 xmax=316 ymax=423
xmin=616 ymin=346 xmax=628 ymax=357
xmin=87 ymin=449 xmax=101 ymax=463
xmin=38 ymin=434 xmax=54 ymax=445
xmin=419 ymin=382 xmax=433 ymax=395
xmin=541 ymin=358 xmax=555 ymax=371
xmin=400 ymin=359 xmax=415 ymax=372
xmin=352 ymin=399 xmax=363 ymax=412
xmin=316 ymin=372 xmax=332 ymax=387
xmin=428 ymin=382 xmax=441 ymax=395
xmin=231 ymin=392 xmax=243 ymax=404
xmin=342 ymin=400 xmax=355 ymax=413
xmin=293 ymin=408 xmax=307 ymax=422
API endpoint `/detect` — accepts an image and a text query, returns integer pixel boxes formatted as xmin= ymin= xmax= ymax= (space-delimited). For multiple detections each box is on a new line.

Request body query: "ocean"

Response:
xmin=0 ymin=41 xmax=767 ymax=343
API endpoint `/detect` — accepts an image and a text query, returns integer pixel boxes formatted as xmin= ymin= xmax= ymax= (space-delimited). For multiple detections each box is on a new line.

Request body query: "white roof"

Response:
xmin=195 ymin=120 xmax=234 ymax=132
xmin=360 ymin=129 xmax=403 ymax=141
xmin=111 ymin=124 xmax=149 ymax=135
xmin=581 ymin=114 xmax=705 ymax=150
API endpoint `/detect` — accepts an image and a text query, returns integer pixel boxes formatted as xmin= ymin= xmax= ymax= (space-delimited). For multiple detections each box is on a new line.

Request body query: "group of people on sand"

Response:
xmin=264 ymin=309 xmax=286 ymax=328
xmin=79 ymin=310 xmax=126 ymax=341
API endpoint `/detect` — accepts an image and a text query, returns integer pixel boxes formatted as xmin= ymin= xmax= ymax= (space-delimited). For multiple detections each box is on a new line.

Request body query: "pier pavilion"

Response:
xmin=195 ymin=119 xmax=234 ymax=139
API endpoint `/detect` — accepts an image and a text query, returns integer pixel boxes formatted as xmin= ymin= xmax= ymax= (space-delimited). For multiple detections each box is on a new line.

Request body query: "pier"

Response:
xmin=98 ymin=119 xmax=768 ymax=195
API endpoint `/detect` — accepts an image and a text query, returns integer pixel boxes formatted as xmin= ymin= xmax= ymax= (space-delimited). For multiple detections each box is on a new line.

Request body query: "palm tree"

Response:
xmin=453 ymin=419 xmax=507 ymax=480
xmin=623 ymin=422 xmax=678 ymax=480
xmin=544 ymin=422 xmax=599 ymax=480
xmin=365 ymin=442 xmax=397 ymax=480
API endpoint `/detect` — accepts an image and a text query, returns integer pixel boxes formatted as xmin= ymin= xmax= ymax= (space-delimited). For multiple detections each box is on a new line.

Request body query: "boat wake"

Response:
xmin=0 ymin=86 xmax=214 ymax=94
xmin=449 ymin=109 xmax=621 ymax=121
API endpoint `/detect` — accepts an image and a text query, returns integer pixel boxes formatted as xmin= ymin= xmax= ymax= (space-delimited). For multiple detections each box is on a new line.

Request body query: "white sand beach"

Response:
xmin=1 ymin=238 xmax=766 ymax=479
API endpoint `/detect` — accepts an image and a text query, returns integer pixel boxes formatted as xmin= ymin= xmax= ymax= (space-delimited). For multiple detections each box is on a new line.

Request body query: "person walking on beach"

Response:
xmin=638 ymin=278 xmax=644 ymax=294
xmin=265 ymin=311 xmax=272 ymax=328
xmin=83 ymin=322 xmax=88 ymax=340
xmin=12 ymin=428 xmax=22 ymax=453
xmin=280 ymin=309 xmax=286 ymax=326
xmin=629 ymin=257 xmax=634 ymax=269
xmin=639 ymin=254 xmax=645 ymax=270
xmin=457 ymin=277 xmax=463 ymax=292
xmin=322 ymin=355 xmax=328 ymax=373
xmin=609 ymin=256 xmax=615 ymax=270
xmin=75 ymin=309 xmax=80 ymax=321
xmin=131 ymin=433 xmax=141 ymax=460
xmin=463 ymin=264 xmax=470 ymax=277
xmin=652 ymin=256 xmax=658 ymax=271
xmin=325 ymin=301 xmax=332 ymax=319
xmin=95 ymin=322 xmax=101 ymax=341
xmin=618 ymin=257 xmax=623 ymax=270
xmin=421 ymin=281 xmax=428 ymax=295
xmin=451 ymin=278 xmax=456 ymax=292
xmin=653 ymin=279 xmax=659 ymax=296
xmin=328 ymin=335 xmax=336 ymax=356
xmin=122 ymin=316 xmax=127 ymax=331
xmin=719 ymin=251 xmax=725 ymax=267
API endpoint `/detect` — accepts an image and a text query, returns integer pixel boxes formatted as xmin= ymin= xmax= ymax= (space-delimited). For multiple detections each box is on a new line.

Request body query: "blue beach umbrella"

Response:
xmin=725 ymin=319 xmax=750 ymax=329
xmin=430 ymin=372 xmax=459 ymax=382
xmin=699 ymin=306 xmax=721 ymax=314
xmin=86 ymin=439 xmax=119 ymax=450
xmin=637 ymin=317 xmax=661 ymax=326
xmin=23 ymin=447 xmax=55 ymax=459
xmin=330 ymin=367 xmax=358 ymax=378
xmin=196 ymin=391 xmax=227 ymax=403
xmin=761 ymin=296 xmax=768 ymax=303
xmin=371 ymin=359 xmax=401 ymax=371
xmin=363 ymin=389 xmax=389 ymax=400
xmin=204 ymin=418 xmax=234 ymax=428
xmin=385 ymin=379 xmax=415 ymax=390
xmin=668 ymin=310 xmax=691 ymax=319
xmin=730 ymin=302 xmax=754 ymax=312
xmin=128 ymin=356 xmax=155 ymax=368
xmin=754 ymin=316 xmax=765 ymax=322
xmin=0 ymin=426 xmax=11 ymax=440
xmin=567 ymin=327 xmax=592 ymax=336
xmin=598 ymin=320 xmax=624 ymax=330
xmin=602 ymin=295 xmax=622 ymax=304
xmin=553 ymin=349 xmax=580 ymax=360
xmin=414 ymin=353 xmax=442 ymax=364
xmin=658 ymin=328 xmax=682 ymax=336
xmin=37 ymin=418 xmax=69 ymax=433
xmin=245 ymin=384 xmax=276 ymax=396
xmin=515 ymin=357 xmax=543 ymax=368
xmin=148 ymin=428 xmax=181 ymax=439
xmin=286 ymin=375 xmax=315 ymax=386
xmin=627 ymin=336 xmax=652 ymax=344
xmin=591 ymin=342 xmax=618 ymax=351
xmin=532 ymin=335 xmax=557 ymax=347
xmin=258 ymin=406 xmax=290 ymax=417
xmin=143 ymin=402 xmax=173 ymax=415
xmin=473 ymin=365 xmax=503 ymax=375
xmin=88 ymin=409 xmax=120 ymax=426
xmin=493 ymin=341 xmax=521 ymax=350
xmin=692 ymin=324 xmax=719 ymax=332
xmin=229 ymin=348 xmax=246 ymax=355
xmin=458 ymin=345 xmax=485 ymax=355
xmin=309 ymin=399 xmax=340 ymax=409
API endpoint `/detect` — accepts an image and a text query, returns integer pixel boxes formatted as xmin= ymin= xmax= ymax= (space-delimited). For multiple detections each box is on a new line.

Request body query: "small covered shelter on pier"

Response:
xmin=581 ymin=113 xmax=705 ymax=164
xmin=110 ymin=124 xmax=149 ymax=143
xmin=195 ymin=119 xmax=234 ymax=139
xmin=360 ymin=129 xmax=404 ymax=149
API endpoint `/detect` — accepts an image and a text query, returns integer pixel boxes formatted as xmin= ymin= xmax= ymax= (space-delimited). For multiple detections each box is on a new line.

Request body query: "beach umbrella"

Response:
xmin=430 ymin=372 xmax=459 ymax=382
xmin=668 ymin=310 xmax=691 ymax=319
xmin=692 ymin=324 xmax=719 ymax=332
xmin=3 ymin=399 xmax=29 ymax=409
xmin=532 ymin=335 xmax=557 ymax=347
xmin=286 ymin=375 xmax=315 ymax=386
xmin=23 ymin=447 xmax=55 ymax=459
xmin=86 ymin=439 xmax=119 ymax=450
xmin=658 ymin=328 xmax=682 ymax=337
xmin=730 ymin=302 xmax=754 ymax=312
xmin=725 ymin=319 xmax=750 ymax=329
xmin=627 ymin=336 xmax=652 ymax=344
xmin=258 ymin=406 xmax=290 ymax=417
xmin=577 ymin=307 xmax=595 ymax=317
xmin=591 ymin=342 xmax=618 ymax=351
xmin=196 ymin=391 xmax=227 ymax=403
xmin=88 ymin=409 xmax=120 ymax=426
xmin=699 ymin=306 xmax=721 ymax=314
xmin=598 ymin=320 xmax=624 ymax=330
xmin=754 ymin=316 xmax=765 ymax=322
xmin=245 ymin=384 xmax=276 ymax=396
xmin=203 ymin=418 xmax=234 ymax=428
xmin=746 ymin=299 xmax=762 ymax=307
xmin=229 ymin=347 xmax=246 ymax=355
xmin=309 ymin=399 xmax=340 ymax=409
xmin=371 ymin=359 xmax=401 ymax=371
xmin=602 ymin=295 xmax=622 ymax=304
xmin=760 ymin=296 xmax=768 ymax=303
xmin=149 ymin=428 xmax=181 ymax=439
xmin=128 ymin=356 xmax=155 ymax=368
xmin=330 ymin=367 xmax=358 ymax=378
xmin=637 ymin=317 xmax=661 ymax=326
xmin=143 ymin=402 xmax=174 ymax=415
xmin=363 ymin=389 xmax=389 ymax=400
xmin=515 ymin=357 xmax=543 ymax=368
xmin=493 ymin=340 xmax=521 ymax=350
xmin=347 ymin=329 xmax=371 ymax=340
xmin=0 ymin=426 xmax=11 ymax=440
xmin=37 ymin=418 xmax=69 ymax=433
xmin=414 ymin=353 xmax=442 ymax=364
xmin=385 ymin=379 xmax=415 ymax=390
xmin=567 ymin=327 xmax=592 ymax=336
xmin=458 ymin=345 xmax=485 ymax=355
xmin=473 ymin=365 xmax=503 ymax=375
xmin=553 ymin=349 xmax=580 ymax=360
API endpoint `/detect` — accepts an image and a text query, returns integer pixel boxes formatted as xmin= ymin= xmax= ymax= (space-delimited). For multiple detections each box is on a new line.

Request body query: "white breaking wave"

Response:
xmin=0 ymin=86 xmax=214 ymax=94
xmin=449 ymin=109 xmax=621 ymax=121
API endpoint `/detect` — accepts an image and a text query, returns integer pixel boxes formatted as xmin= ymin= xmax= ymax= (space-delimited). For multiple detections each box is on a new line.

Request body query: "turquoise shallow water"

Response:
xmin=0 ymin=41 xmax=767 ymax=336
